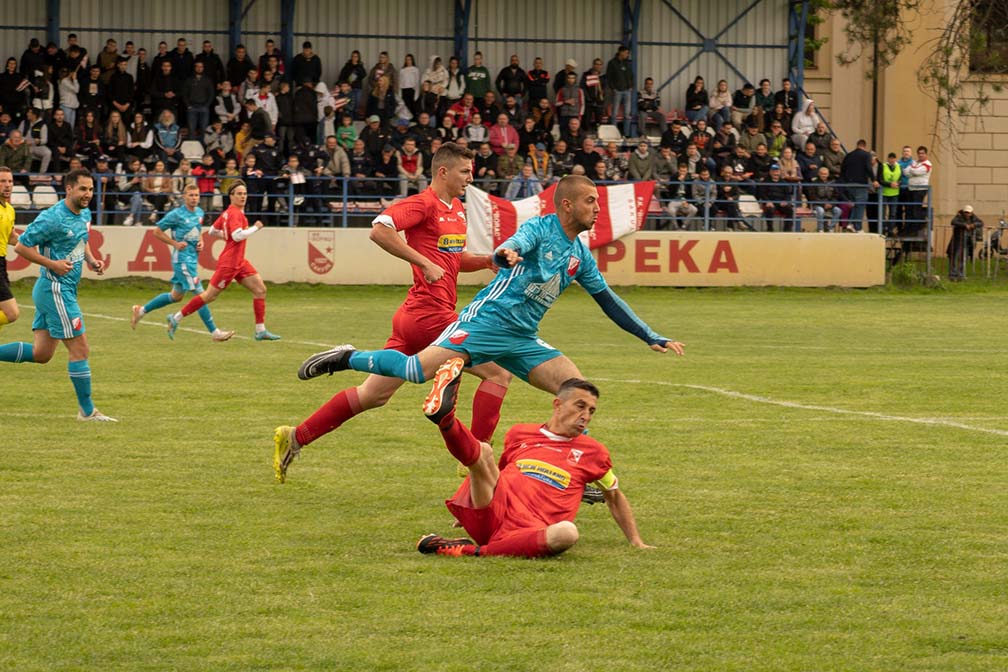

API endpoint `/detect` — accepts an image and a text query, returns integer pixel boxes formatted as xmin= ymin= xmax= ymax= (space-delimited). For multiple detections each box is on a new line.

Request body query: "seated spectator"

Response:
xmin=777 ymin=146 xmax=802 ymax=183
xmin=332 ymin=81 xmax=354 ymax=120
xmin=691 ymin=165 xmax=716 ymax=223
xmin=20 ymin=107 xmax=52 ymax=174
xmin=712 ymin=121 xmax=737 ymax=165
xmin=75 ymin=110 xmax=103 ymax=166
xmin=204 ymin=120 xmax=234 ymax=168
xmin=421 ymin=56 xmax=448 ymax=119
xmin=573 ymin=137 xmax=601 ymax=175
xmin=246 ymin=97 xmax=273 ymax=143
xmin=373 ymin=143 xmax=400 ymax=197
xmin=717 ymin=165 xmax=749 ymax=231
xmin=126 ymin=111 xmax=153 ymax=165
xmin=234 ymin=121 xmax=255 ymax=161
xmin=757 ymin=164 xmax=795 ymax=232
xmin=659 ymin=119 xmax=689 ymax=157
xmin=411 ymin=112 xmax=437 ymax=151
xmin=501 ymin=95 xmax=524 ymax=128
xmin=252 ymin=82 xmax=279 ymax=128
xmin=708 ymin=79 xmax=732 ymax=131
xmin=654 ymin=145 xmax=678 ymax=184
xmin=528 ymin=142 xmax=553 ymax=184
xmin=397 ymin=137 xmax=426 ymax=196
xmin=480 ymin=91 xmax=502 ymax=125
xmin=550 ymin=139 xmax=575 ymax=180
xmin=730 ymin=82 xmax=756 ymax=129
xmin=93 ymin=155 xmax=118 ymax=213
xmin=0 ymin=130 xmax=31 ymax=184
xmin=48 ymin=108 xmax=75 ymax=173
xmin=505 ymin=163 xmax=543 ymax=199
xmin=464 ymin=113 xmax=488 ymax=144
xmin=774 ymin=78 xmax=798 ymax=117
xmin=153 ymin=109 xmax=182 ymax=167
xmin=559 ymin=117 xmax=585 ymax=152
xmin=347 ymin=138 xmax=373 ymax=194
xmin=360 ymin=114 xmax=391 ymax=158
xmin=496 ymin=143 xmax=523 ymax=194
xmin=637 ymin=77 xmax=666 ymax=135
xmin=172 ymin=158 xmax=197 ymax=205
xmin=191 ymin=153 xmax=218 ymax=212
xmin=448 ymin=92 xmax=479 ymax=129
xmin=727 ymin=145 xmax=754 ymax=190
xmin=791 ymin=99 xmax=819 ymax=149
xmin=590 ymin=158 xmax=610 ymax=183
xmin=321 ymin=134 xmax=351 ymax=183
xmin=797 ymin=142 xmax=822 ymax=183
xmin=474 ymin=141 xmax=498 ymax=191
xmin=765 ymin=119 xmax=788 ymax=159
xmin=218 ymin=157 xmax=241 ymax=206
xmin=438 ymin=114 xmax=460 ymax=142
xmin=804 ymin=166 xmax=847 ymax=232
xmin=603 ymin=141 xmax=628 ymax=180
xmin=115 ymin=156 xmax=147 ymax=226
xmin=518 ymin=116 xmax=549 ymax=157
xmin=763 ymin=101 xmax=791 ymax=135
xmin=336 ymin=114 xmax=357 ymax=151
xmin=530 ymin=97 xmax=555 ymax=133
xmin=628 ymin=141 xmax=655 ymax=180
xmin=738 ymin=122 xmax=766 ymax=154
xmin=488 ymin=113 xmax=519 ymax=155
xmin=684 ymin=76 xmax=709 ymax=126
xmin=237 ymin=67 xmax=260 ymax=101
xmin=665 ymin=163 xmax=698 ymax=228
xmin=808 ymin=122 xmax=832 ymax=153
xmin=747 ymin=142 xmax=772 ymax=182
xmin=278 ymin=154 xmax=311 ymax=213
xmin=142 ymin=159 xmax=174 ymax=215
xmin=821 ymin=137 xmax=845 ymax=179
xmin=682 ymin=142 xmax=715 ymax=178
xmin=102 ymin=109 xmax=129 ymax=164
xmin=690 ymin=119 xmax=714 ymax=157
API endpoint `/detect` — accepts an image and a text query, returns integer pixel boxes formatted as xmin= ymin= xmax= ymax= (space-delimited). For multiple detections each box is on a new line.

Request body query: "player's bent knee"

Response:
xmin=546 ymin=521 xmax=579 ymax=554
xmin=3 ymin=306 xmax=19 ymax=323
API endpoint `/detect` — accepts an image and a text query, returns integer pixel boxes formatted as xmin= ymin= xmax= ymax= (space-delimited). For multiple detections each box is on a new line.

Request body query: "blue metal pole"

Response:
xmin=454 ymin=0 xmax=472 ymax=66
xmin=623 ymin=0 xmax=642 ymax=136
xmin=229 ymin=0 xmax=243 ymax=56
xmin=280 ymin=0 xmax=296 ymax=76
xmin=46 ymin=0 xmax=60 ymax=47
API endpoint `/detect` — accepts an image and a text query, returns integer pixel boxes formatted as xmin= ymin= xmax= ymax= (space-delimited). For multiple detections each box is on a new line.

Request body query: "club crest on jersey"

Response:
xmin=567 ymin=449 xmax=583 ymax=465
xmin=71 ymin=317 xmax=83 ymax=332
xmin=307 ymin=231 xmax=335 ymax=275
xmin=448 ymin=329 xmax=469 ymax=345
xmin=567 ymin=256 xmax=580 ymax=276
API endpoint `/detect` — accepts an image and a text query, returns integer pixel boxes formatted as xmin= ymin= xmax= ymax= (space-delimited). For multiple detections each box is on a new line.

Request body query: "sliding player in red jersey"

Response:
xmin=273 ymin=142 xmax=511 ymax=483
xmin=166 ymin=181 xmax=280 ymax=341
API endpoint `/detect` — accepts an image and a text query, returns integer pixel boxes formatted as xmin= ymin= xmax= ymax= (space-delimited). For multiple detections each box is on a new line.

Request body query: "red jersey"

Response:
xmin=373 ymin=187 xmax=468 ymax=315
xmin=211 ymin=205 xmax=250 ymax=269
xmin=494 ymin=424 xmax=615 ymax=532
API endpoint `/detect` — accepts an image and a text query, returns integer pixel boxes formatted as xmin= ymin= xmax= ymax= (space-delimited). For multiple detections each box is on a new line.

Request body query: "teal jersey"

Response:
xmin=459 ymin=214 xmax=608 ymax=336
xmin=17 ymin=200 xmax=91 ymax=289
xmin=157 ymin=205 xmax=204 ymax=266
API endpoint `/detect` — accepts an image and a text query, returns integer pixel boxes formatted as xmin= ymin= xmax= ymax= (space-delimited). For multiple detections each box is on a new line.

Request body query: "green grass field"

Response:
xmin=2 ymin=278 xmax=1007 ymax=671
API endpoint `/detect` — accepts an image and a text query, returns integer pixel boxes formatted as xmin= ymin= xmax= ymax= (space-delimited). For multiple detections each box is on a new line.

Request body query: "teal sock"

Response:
xmin=348 ymin=350 xmax=426 ymax=383
xmin=0 ymin=342 xmax=33 ymax=363
xmin=143 ymin=292 xmax=177 ymax=315
xmin=197 ymin=305 xmax=217 ymax=333
xmin=68 ymin=359 xmax=95 ymax=416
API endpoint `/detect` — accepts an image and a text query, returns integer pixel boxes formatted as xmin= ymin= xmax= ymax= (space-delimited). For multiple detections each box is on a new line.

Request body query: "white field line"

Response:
xmin=595 ymin=378 xmax=1008 ymax=438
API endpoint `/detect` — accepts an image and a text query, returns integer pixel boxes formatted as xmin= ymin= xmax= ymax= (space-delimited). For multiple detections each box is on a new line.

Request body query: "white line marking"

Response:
xmin=595 ymin=378 xmax=1008 ymax=438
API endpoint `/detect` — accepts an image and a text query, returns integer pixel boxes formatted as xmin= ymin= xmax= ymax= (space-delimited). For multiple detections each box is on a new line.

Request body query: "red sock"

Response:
xmin=441 ymin=417 xmax=481 ymax=466
xmin=480 ymin=528 xmax=551 ymax=558
xmin=253 ymin=297 xmax=266 ymax=324
xmin=470 ymin=380 xmax=507 ymax=443
xmin=295 ymin=387 xmax=362 ymax=447
xmin=180 ymin=295 xmax=206 ymax=317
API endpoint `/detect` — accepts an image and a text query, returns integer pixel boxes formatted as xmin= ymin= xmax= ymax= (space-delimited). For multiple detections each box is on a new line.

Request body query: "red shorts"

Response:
xmin=210 ymin=259 xmax=258 ymax=290
xmin=383 ymin=305 xmax=457 ymax=355
xmin=445 ymin=476 xmax=510 ymax=546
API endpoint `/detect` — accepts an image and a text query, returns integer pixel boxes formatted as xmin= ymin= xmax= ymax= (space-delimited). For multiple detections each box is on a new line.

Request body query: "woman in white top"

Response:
xmin=400 ymin=53 xmax=420 ymax=117
xmin=708 ymin=79 xmax=732 ymax=131
xmin=58 ymin=67 xmax=80 ymax=129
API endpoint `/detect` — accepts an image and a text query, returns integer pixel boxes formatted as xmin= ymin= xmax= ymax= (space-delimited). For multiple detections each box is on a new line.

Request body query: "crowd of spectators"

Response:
xmin=0 ymin=35 xmax=933 ymax=232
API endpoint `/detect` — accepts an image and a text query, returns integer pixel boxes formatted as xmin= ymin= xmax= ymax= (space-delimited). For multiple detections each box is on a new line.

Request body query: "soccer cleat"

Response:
xmin=422 ymin=357 xmax=465 ymax=425
xmin=273 ymin=425 xmax=299 ymax=483
xmin=130 ymin=305 xmax=143 ymax=330
xmin=166 ymin=314 xmax=179 ymax=340
xmin=416 ymin=533 xmax=474 ymax=556
xmin=297 ymin=344 xmax=357 ymax=380
xmin=77 ymin=409 xmax=119 ymax=422
xmin=581 ymin=484 xmax=605 ymax=505
xmin=212 ymin=329 xmax=235 ymax=342
xmin=254 ymin=329 xmax=281 ymax=341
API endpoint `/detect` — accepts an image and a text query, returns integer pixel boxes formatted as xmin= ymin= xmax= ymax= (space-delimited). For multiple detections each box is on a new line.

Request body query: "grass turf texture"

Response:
xmin=1 ymin=278 xmax=1007 ymax=671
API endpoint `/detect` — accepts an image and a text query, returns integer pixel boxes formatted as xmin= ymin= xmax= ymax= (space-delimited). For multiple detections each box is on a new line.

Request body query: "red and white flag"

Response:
xmin=464 ymin=181 xmax=656 ymax=254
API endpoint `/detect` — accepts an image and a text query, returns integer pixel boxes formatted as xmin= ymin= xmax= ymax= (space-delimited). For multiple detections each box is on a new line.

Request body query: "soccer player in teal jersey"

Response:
xmin=130 ymin=183 xmax=234 ymax=341
xmin=0 ymin=168 xmax=117 ymax=421
xmin=299 ymin=174 xmax=685 ymax=396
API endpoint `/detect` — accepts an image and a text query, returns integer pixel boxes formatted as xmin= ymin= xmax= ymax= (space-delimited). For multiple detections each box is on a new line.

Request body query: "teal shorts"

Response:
xmin=32 ymin=277 xmax=85 ymax=340
xmin=434 ymin=320 xmax=563 ymax=382
xmin=170 ymin=260 xmax=202 ymax=293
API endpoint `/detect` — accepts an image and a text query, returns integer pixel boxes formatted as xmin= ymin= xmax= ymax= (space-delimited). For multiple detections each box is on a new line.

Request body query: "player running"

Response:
xmin=165 ymin=181 xmax=280 ymax=341
xmin=273 ymin=142 xmax=511 ymax=484
xmin=417 ymin=369 xmax=652 ymax=558
xmin=0 ymin=167 xmax=20 ymax=330
xmin=297 ymin=174 xmax=684 ymax=397
xmin=130 ymin=183 xmax=234 ymax=341
xmin=0 ymin=168 xmax=116 ymax=421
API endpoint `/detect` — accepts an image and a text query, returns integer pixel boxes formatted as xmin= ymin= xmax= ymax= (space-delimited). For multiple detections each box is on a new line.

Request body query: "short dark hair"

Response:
xmin=65 ymin=168 xmax=93 ymax=187
xmin=917 ymin=145 xmax=928 ymax=153
xmin=432 ymin=141 xmax=475 ymax=172
xmin=856 ymin=139 xmax=867 ymax=148
xmin=557 ymin=378 xmax=600 ymax=399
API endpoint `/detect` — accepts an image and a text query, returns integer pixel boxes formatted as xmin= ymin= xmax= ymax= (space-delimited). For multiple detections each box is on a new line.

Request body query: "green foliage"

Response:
xmin=3 ymin=283 xmax=1008 ymax=670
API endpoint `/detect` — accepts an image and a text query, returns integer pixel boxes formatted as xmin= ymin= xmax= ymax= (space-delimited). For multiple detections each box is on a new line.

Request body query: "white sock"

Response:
xmin=172 ymin=311 xmax=183 ymax=322
xmin=136 ymin=306 xmax=146 ymax=316
xmin=255 ymin=323 xmax=266 ymax=333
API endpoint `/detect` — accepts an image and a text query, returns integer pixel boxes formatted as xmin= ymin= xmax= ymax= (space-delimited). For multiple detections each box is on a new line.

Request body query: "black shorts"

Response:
xmin=0 ymin=257 xmax=13 ymax=302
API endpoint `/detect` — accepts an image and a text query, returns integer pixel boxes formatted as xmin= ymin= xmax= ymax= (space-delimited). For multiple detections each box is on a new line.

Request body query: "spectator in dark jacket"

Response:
xmin=195 ymin=40 xmax=226 ymax=86
xmin=183 ymin=61 xmax=215 ymax=139
xmin=293 ymin=80 xmax=318 ymax=146
xmin=757 ymin=164 xmax=795 ymax=232
xmin=150 ymin=60 xmax=180 ymax=116
xmin=839 ymin=138 xmax=875 ymax=232
xmin=47 ymin=108 xmax=75 ymax=172
xmin=495 ymin=55 xmax=526 ymax=107
xmin=226 ymin=44 xmax=255 ymax=88
xmin=290 ymin=42 xmax=322 ymax=86
xmin=169 ymin=38 xmax=194 ymax=80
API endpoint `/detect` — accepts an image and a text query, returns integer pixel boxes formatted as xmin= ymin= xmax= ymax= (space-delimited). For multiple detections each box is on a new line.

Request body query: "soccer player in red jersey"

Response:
xmin=273 ymin=142 xmax=511 ymax=483
xmin=416 ymin=365 xmax=652 ymax=558
xmin=165 ymin=181 xmax=280 ymax=341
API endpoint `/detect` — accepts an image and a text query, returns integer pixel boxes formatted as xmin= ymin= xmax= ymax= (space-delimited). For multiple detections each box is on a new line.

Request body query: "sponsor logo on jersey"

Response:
xmin=567 ymin=449 xmax=583 ymax=465
xmin=448 ymin=329 xmax=469 ymax=345
xmin=516 ymin=459 xmax=571 ymax=490
xmin=437 ymin=233 xmax=466 ymax=253
xmin=308 ymin=231 xmax=335 ymax=274
xmin=544 ymin=251 xmax=553 ymax=260
xmin=567 ymin=256 xmax=580 ymax=276
xmin=71 ymin=316 xmax=83 ymax=332
xmin=524 ymin=274 xmax=561 ymax=308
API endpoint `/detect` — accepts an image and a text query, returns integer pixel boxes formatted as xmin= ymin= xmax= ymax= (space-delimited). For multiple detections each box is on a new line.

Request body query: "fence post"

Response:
xmin=926 ymin=185 xmax=933 ymax=277
xmin=287 ymin=181 xmax=295 ymax=227
xmin=96 ymin=173 xmax=105 ymax=225
xmin=703 ymin=183 xmax=711 ymax=231
xmin=875 ymin=187 xmax=883 ymax=235
xmin=341 ymin=177 xmax=349 ymax=228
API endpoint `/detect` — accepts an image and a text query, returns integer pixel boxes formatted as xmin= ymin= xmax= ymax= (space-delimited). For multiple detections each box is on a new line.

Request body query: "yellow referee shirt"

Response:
xmin=0 ymin=201 xmax=14 ymax=257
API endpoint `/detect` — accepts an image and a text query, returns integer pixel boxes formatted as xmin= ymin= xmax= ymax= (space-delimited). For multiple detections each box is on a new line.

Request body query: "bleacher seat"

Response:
xmin=180 ymin=140 xmax=205 ymax=162
xmin=10 ymin=185 xmax=31 ymax=208
xmin=597 ymin=125 xmax=622 ymax=144
xmin=32 ymin=185 xmax=59 ymax=208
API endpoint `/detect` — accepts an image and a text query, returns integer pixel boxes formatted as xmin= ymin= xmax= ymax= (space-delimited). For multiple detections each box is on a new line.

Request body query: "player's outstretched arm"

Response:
xmin=590 ymin=287 xmax=685 ymax=356
xmin=602 ymin=486 xmax=654 ymax=549
xmin=460 ymin=251 xmax=496 ymax=272
xmin=492 ymin=246 xmax=523 ymax=268
xmin=369 ymin=223 xmax=445 ymax=283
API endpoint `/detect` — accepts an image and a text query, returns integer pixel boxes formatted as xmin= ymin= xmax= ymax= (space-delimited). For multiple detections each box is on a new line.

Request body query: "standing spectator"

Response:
xmin=64 ymin=35 xmax=87 ymax=71
xmin=774 ymin=78 xmax=798 ymax=117
xmin=550 ymin=138 xmax=575 ymax=179
xmin=290 ymin=42 xmax=322 ymax=87
xmin=226 ymin=44 xmax=255 ymax=88
xmin=605 ymin=46 xmax=634 ymax=137
xmin=495 ymin=55 xmax=526 ymax=109
xmin=400 ymin=54 xmax=420 ymax=117
xmin=905 ymin=145 xmax=932 ymax=227
xmin=293 ymin=79 xmax=318 ymax=146
xmin=0 ymin=59 xmax=27 ymax=122
xmin=44 ymin=41 xmax=67 ymax=77
xmin=215 ymin=80 xmax=241 ymax=130
xmin=730 ymin=82 xmax=756 ymax=129
xmin=791 ymin=99 xmax=819 ymax=148
xmin=366 ymin=75 xmax=396 ymax=126
xmin=78 ymin=65 xmax=106 ymax=121
xmin=337 ymin=50 xmax=367 ymax=119
xmin=150 ymin=60 xmax=179 ymax=117
xmin=947 ymin=205 xmax=979 ymax=281
xmin=552 ymin=58 xmax=578 ymax=95
xmin=465 ymin=51 xmax=491 ymax=107
xmin=58 ymin=66 xmax=81 ymax=128
xmin=20 ymin=38 xmax=46 ymax=80
xmin=555 ymin=71 xmax=585 ymax=130
xmin=183 ymin=61 xmax=215 ymax=139
xmin=47 ymin=108 xmax=75 ymax=172
xmin=879 ymin=152 xmax=902 ymax=234
xmin=684 ymin=76 xmax=709 ymax=126
xmin=580 ymin=58 xmax=606 ymax=133
xmin=257 ymin=39 xmax=285 ymax=78
xmin=637 ymin=76 xmax=666 ymax=135
xmin=97 ymin=39 xmax=119 ymax=84
xmin=839 ymin=138 xmax=875 ymax=232
xmin=504 ymin=163 xmax=543 ymax=199
xmin=20 ymin=108 xmax=52 ymax=173
xmin=488 ymin=113 xmax=519 ymax=156
xmin=896 ymin=145 xmax=914 ymax=225
xmin=421 ymin=56 xmax=449 ymax=119
xmin=250 ymin=134 xmax=283 ymax=218
xmin=525 ymin=57 xmax=550 ymax=111
xmin=368 ymin=51 xmax=398 ymax=95
xmin=252 ymin=82 xmax=279 ymax=129
xmin=195 ymin=40 xmax=226 ymax=87
xmin=628 ymin=140 xmax=655 ymax=181
xmin=28 ymin=65 xmax=54 ymax=116
xmin=134 ymin=48 xmax=152 ymax=110
xmin=170 ymin=38 xmax=195 ymax=81
xmin=274 ymin=81 xmax=296 ymax=155
xmin=444 ymin=56 xmax=466 ymax=114
xmin=108 ymin=57 xmax=134 ymax=119
xmin=152 ymin=41 xmax=171 ymax=73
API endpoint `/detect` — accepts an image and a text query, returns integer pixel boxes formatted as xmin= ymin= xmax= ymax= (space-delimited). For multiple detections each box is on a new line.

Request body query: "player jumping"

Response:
xmin=130 ymin=183 xmax=234 ymax=341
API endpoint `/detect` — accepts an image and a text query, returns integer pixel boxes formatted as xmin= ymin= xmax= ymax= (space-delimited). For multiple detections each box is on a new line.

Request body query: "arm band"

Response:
xmin=591 ymin=287 xmax=668 ymax=346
